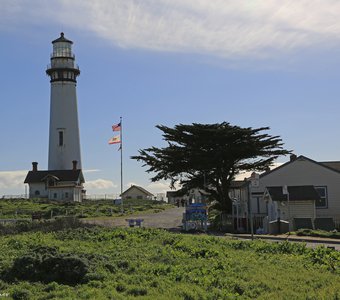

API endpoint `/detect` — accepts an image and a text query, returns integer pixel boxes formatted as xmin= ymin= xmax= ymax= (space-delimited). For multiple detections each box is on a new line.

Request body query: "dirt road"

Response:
xmin=84 ymin=207 xmax=185 ymax=230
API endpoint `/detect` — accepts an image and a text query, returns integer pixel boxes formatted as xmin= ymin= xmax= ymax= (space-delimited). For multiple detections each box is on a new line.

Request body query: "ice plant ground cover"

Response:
xmin=0 ymin=198 xmax=171 ymax=220
xmin=0 ymin=220 xmax=339 ymax=299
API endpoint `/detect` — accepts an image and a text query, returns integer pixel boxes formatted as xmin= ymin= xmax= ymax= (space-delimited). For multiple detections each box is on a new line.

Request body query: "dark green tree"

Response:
xmin=132 ymin=122 xmax=290 ymax=213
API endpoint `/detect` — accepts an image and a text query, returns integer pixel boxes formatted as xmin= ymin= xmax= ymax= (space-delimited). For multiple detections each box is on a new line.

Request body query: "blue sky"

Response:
xmin=1 ymin=0 xmax=340 ymax=197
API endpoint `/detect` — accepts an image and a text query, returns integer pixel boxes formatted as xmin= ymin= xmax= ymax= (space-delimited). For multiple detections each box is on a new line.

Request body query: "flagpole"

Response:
xmin=120 ymin=116 xmax=123 ymax=212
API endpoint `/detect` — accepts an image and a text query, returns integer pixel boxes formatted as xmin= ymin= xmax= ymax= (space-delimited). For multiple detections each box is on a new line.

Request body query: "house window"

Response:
xmin=315 ymin=186 xmax=328 ymax=208
xmin=65 ymin=192 xmax=69 ymax=198
xmin=137 ymin=196 xmax=143 ymax=200
xmin=54 ymin=193 xmax=57 ymax=199
xmin=35 ymin=190 xmax=40 ymax=196
xmin=59 ymin=131 xmax=63 ymax=146
xmin=256 ymin=197 xmax=260 ymax=214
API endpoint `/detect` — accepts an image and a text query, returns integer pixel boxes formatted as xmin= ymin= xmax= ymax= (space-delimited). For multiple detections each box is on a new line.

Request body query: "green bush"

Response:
xmin=4 ymin=246 xmax=89 ymax=285
xmin=0 ymin=217 xmax=93 ymax=235
xmin=295 ymin=228 xmax=340 ymax=239
xmin=0 ymin=227 xmax=339 ymax=299
xmin=127 ymin=287 xmax=148 ymax=296
xmin=12 ymin=289 xmax=31 ymax=300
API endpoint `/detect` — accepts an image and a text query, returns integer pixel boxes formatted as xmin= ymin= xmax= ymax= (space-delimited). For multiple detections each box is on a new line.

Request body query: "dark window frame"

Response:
xmin=59 ymin=131 xmax=64 ymax=146
xmin=315 ymin=186 xmax=328 ymax=209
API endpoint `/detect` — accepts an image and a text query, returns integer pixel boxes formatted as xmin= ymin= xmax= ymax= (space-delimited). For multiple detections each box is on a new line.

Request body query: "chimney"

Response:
xmin=72 ymin=160 xmax=78 ymax=171
xmin=32 ymin=162 xmax=38 ymax=172
xmin=290 ymin=154 xmax=297 ymax=162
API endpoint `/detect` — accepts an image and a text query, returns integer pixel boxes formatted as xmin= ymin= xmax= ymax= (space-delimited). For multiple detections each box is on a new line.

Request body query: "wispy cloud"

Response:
xmin=83 ymin=169 xmax=101 ymax=173
xmin=84 ymin=179 xmax=117 ymax=190
xmin=2 ymin=1 xmax=340 ymax=60
xmin=0 ymin=170 xmax=27 ymax=190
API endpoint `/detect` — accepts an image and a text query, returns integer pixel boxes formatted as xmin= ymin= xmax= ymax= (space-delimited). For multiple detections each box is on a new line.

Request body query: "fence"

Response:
xmin=1 ymin=195 xmax=28 ymax=199
xmin=219 ymin=213 xmax=267 ymax=233
xmin=83 ymin=194 xmax=118 ymax=201
xmin=334 ymin=218 xmax=340 ymax=230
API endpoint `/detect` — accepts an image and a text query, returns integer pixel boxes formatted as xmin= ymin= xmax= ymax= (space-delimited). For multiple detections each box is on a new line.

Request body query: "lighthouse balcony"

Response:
xmin=48 ymin=61 xmax=79 ymax=69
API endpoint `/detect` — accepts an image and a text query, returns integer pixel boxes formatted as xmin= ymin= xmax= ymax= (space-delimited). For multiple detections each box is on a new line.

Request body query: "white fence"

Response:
xmin=83 ymin=194 xmax=119 ymax=201
xmin=1 ymin=194 xmax=28 ymax=199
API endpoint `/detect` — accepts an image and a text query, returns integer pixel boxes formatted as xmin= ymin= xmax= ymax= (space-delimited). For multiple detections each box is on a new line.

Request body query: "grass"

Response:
xmin=0 ymin=220 xmax=339 ymax=299
xmin=0 ymin=198 xmax=173 ymax=220
xmin=292 ymin=228 xmax=340 ymax=239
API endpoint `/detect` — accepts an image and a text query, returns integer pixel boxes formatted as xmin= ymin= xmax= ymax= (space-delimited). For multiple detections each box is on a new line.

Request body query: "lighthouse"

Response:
xmin=24 ymin=33 xmax=85 ymax=202
xmin=46 ymin=32 xmax=82 ymax=170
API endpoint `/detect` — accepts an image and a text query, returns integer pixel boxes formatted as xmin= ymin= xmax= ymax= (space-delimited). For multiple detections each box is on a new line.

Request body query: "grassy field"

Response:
xmin=0 ymin=198 xmax=172 ymax=220
xmin=0 ymin=220 xmax=339 ymax=299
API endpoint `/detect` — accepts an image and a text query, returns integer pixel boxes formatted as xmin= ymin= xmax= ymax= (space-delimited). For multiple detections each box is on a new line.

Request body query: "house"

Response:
xmin=121 ymin=185 xmax=154 ymax=201
xmin=264 ymin=185 xmax=320 ymax=231
xmin=166 ymin=188 xmax=208 ymax=205
xmin=24 ymin=161 xmax=85 ymax=202
xmin=250 ymin=155 xmax=340 ymax=229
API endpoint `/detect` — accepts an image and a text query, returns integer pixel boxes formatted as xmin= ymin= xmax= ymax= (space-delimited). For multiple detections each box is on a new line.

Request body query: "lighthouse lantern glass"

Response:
xmin=53 ymin=42 xmax=72 ymax=58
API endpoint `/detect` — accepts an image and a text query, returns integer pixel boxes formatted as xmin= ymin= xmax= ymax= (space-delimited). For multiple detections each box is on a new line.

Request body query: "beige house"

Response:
xmin=24 ymin=162 xmax=85 ymax=202
xmin=263 ymin=185 xmax=320 ymax=230
xmin=121 ymin=185 xmax=153 ymax=201
xmin=251 ymin=155 xmax=340 ymax=229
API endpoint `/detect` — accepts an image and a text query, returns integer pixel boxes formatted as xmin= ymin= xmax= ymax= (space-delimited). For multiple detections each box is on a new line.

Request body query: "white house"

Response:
xmin=250 ymin=155 xmax=340 ymax=229
xmin=263 ymin=185 xmax=321 ymax=231
xmin=166 ymin=188 xmax=208 ymax=205
xmin=121 ymin=185 xmax=154 ymax=201
xmin=24 ymin=161 xmax=85 ymax=202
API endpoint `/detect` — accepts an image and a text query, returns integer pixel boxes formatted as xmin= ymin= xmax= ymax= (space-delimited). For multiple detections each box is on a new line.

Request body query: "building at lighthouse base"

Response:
xmin=24 ymin=161 xmax=85 ymax=202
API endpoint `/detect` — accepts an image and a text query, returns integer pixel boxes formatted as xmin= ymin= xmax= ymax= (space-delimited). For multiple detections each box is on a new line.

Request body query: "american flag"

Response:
xmin=112 ymin=122 xmax=121 ymax=131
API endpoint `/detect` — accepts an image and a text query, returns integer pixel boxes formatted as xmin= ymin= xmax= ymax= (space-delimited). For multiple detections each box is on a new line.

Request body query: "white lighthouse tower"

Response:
xmin=46 ymin=32 xmax=82 ymax=170
xmin=24 ymin=33 xmax=84 ymax=202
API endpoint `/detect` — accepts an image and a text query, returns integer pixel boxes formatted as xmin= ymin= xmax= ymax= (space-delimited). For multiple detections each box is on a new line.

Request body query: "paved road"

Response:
xmin=84 ymin=207 xmax=185 ymax=230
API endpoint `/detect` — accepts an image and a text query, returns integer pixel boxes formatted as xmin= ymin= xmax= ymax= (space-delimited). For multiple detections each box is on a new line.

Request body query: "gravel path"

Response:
xmin=83 ymin=207 xmax=185 ymax=230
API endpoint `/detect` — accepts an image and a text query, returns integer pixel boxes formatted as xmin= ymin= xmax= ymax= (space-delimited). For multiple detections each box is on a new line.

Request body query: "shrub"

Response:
xmin=127 ymin=287 xmax=148 ymax=296
xmin=307 ymin=246 xmax=340 ymax=272
xmin=4 ymin=246 xmax=89 ymax=285
xmin=0 ymin=217 xmax=93 ymax=235
xmin=296 ymin=228 xmax=340 ymax=239
xmin=12 ymin=289 xmax=31 ymax=300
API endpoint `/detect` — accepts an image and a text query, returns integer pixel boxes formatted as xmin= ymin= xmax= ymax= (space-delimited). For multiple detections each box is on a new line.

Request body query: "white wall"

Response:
xmin=122 ymin=187 xmax=152 ymax=200
xmin=29 ymin=183 xmax=48 ymax=198
xmin=252 ymin=157 xmax=340 ymax=219
xmin=48 ymin=81 xmax=82 ymax=170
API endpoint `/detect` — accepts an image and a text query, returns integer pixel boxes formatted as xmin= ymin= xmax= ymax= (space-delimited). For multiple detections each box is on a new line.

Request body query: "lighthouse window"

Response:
xmin=59 ymin=131 xmax=64 ymax=146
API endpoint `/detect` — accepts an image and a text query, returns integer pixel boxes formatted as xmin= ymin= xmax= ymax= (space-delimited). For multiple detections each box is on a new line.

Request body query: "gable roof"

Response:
xmin=24 ymin=169 xmax=84 ymax=184
xmin=265 ymin=185 xmax=320 ymax=202
xmin=319 ymin=161 xmax=340 ymax=172
xmin=260 ymin=155 xmax=340 ymax=179
xmin=121 ymin=185 xmax=153 ymax=196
